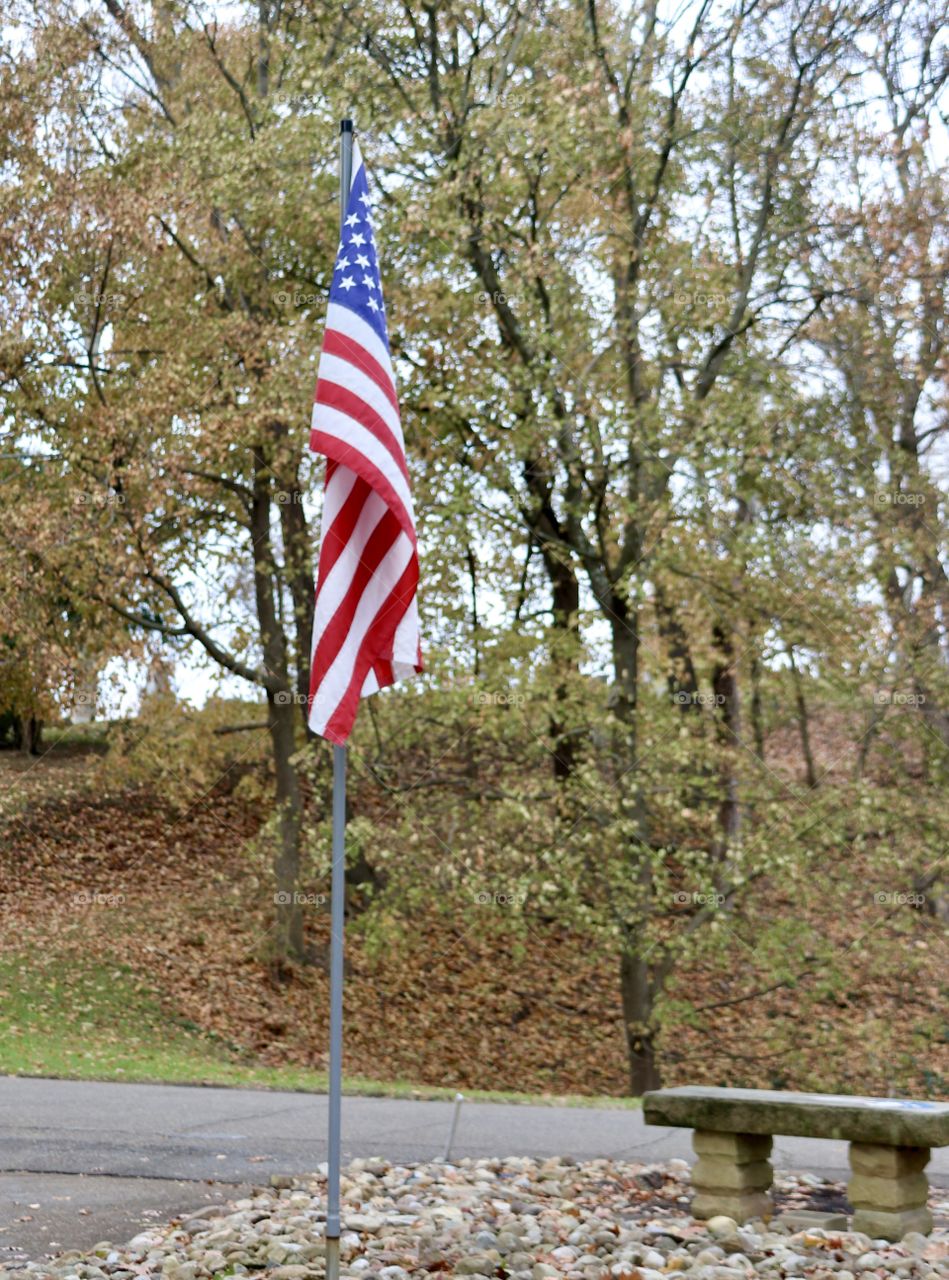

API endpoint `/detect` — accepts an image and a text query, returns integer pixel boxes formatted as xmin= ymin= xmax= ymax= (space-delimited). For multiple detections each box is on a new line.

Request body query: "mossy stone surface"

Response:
xmin=644 ymin=1087 xmax=949 ymax=1146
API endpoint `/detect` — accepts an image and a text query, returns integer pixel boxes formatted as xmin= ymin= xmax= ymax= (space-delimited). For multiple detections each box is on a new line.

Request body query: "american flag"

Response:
xmin=307 ymin=140 xmax=422 ymax=744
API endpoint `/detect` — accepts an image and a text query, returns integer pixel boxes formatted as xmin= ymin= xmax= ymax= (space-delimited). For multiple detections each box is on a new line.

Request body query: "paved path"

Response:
xmin=0 ymin=1173 xmax=246 ymax=1270
xmin=1 ymin=1077 xmax=947 ymax=1265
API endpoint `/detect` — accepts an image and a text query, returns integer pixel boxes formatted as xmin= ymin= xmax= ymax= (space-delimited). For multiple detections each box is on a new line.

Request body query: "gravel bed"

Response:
xmin=3 ymin=1157 xmax=947 ymax=1280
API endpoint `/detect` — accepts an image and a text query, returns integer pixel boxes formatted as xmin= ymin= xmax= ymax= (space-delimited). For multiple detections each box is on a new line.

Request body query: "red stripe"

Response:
xmin=315 ymin=377 xmax=409 ymax=483
xmin=313 ymin=472 xmax=371 ymax=595
xmin=309 ymin=473 xmax=373 ymax=709
xmin=311 ymin=508 xmax=403 ymax=697
xmin=310 ymin=429 xmax=415 ymax=545
xmin=321 ymin=330 xmax=398 ymax=413
xmin=323 ymin=551 xmax=419 ymax=744
xmin=372 ymin=657 xmax=393 ymax=686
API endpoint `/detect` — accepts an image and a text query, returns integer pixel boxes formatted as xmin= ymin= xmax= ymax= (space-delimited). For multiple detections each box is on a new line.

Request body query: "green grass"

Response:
xmin=35 ymin=720 xmax=115 ymax=751
xmin=0 ymin=952 xmax=640 ymax=1108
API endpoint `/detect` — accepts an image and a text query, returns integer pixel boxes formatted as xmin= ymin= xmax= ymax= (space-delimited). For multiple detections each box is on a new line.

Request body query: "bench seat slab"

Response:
xmin=643 ymin=1087 xmax=949 ymax=1147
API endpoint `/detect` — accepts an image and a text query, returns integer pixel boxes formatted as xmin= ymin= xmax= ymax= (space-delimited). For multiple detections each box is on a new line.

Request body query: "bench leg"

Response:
xmin=848 ymin=1142 xmax=932 ymax=1241
xmin=690 ymin=1130 xmax=773 ymax=1224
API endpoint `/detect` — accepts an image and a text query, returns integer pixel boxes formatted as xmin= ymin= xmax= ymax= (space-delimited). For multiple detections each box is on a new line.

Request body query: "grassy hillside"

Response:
xmin=1 ymin=725 xmax=946 ymax=1100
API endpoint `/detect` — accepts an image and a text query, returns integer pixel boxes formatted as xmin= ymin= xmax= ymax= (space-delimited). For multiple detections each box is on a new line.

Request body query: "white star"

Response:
xmin=336 ymin=255 xmax=350 ymax=271
xmin=355 ymin=253 xmax=370 ymax=269
xmin=359 ymin=192 xmax=371 ymax=206
xmin=350 ymin=231 xmax=366 ymax=246
xmin=367 ymin=297 xmax=379 ymax=311
xmin=345 ymin=212 xmax=360 ymax=227
xmin=362 ymin=274 xmax=376 ymax=289
xmin=339 ymin=275 xmax=356 ymax=291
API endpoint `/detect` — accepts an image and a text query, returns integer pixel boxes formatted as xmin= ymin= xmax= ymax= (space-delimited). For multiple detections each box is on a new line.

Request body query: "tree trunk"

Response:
xmin=26 ymin=715 xmax=42 ymax=755
xmin=14 ymin=713 xmax=43 ymax=755
xmin=654 ymin=584 xmax=701 ymax=713
xmin=268 ymin=690 xmax=305 ymax=963
xmin=608 ymin=593 xmax=661 ymax=1093
xmin=908 ymin=565 xmax=949 ymax=758
xmin=711 ymin=621 xmax=741 ymax=847
xmin=543 ymin=544 xmax=580 ymax=781
xmin=749 ymin=653 xmax=765 ymax=760
xmin=608 ymin=594 xmax=646 ymax=815
xmin=252 ymin=443 xmax=305 ymax=965
xmin=787 ymin=644 xmax=818 ymax=789
xmin=877 ymin=426 xmax=949 ymax=762
xmin=465 ymin=543 xmax=481 ymax=678
xmin=620 ymin=947 xmax=662 ymax=1093
xmin=275 ymin=437 xmax=315 ymax=733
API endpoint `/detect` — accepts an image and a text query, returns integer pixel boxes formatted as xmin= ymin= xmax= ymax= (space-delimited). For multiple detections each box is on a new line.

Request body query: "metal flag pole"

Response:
xmin=325 ymin=116 xmax=354 ymax=1280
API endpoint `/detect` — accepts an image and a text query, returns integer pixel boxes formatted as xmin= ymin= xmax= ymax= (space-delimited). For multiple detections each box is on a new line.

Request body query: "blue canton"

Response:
xmin=329 ymin=158 xmax=389 ymax=350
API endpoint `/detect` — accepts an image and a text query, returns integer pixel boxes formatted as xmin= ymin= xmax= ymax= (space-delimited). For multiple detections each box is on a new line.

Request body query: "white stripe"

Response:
xmin=325 ymin=302 xmax=396 ymax=389
xmin=391 ymin=594 xmax=420 ymax=670
xmin=310 ymin=465 xmax=360 ymax=660
xmin=310 ymin=489 xmax=388 ymax=657
xmin=315 ymin=532 xmax=412 ymax=719
xmin=311 ymin=402 xmax=416 ymax=528
xmin=317 ymin=351 xmax=403 ymax=447
xmin=319 ymin=464 xmax=356 ymax=538
xmin=318 ymin=335 xmax=397 ymax=407
xmin=308 ymin=531 xmax=415 ymax=734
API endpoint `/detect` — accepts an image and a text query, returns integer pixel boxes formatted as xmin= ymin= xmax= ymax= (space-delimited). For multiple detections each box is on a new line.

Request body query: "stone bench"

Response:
xmin=643 ymin=1086 xmax=949 ymax=1241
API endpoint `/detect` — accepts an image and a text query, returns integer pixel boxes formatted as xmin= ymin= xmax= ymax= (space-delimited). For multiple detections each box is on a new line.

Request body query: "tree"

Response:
xmin=344 ymin=0 xmax=894 ymax=1089
xmin=0 ymin=0 xmax=351 ymax=964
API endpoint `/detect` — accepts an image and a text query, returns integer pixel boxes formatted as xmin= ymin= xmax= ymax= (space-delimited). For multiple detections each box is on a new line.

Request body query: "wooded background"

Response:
xmin=1 ymin=0 xmax=947 ymax=1096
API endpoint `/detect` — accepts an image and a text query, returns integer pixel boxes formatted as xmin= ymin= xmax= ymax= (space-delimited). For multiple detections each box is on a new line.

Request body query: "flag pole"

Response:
xmin=325 ymin=117 xmax=354 ymax=1280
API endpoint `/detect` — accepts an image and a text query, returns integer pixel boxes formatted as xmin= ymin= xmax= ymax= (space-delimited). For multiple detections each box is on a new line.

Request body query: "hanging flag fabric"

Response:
xmin=307 ymin=141 xmax=422 ymax=744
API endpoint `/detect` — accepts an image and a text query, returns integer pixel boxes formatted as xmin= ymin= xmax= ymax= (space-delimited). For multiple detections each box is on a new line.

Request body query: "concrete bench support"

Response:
xmin=848 ymin=1142 xmax=933 ymax=1241
xmin=691 ymin=1130 xmax=773 ymax=1223
xmin=644 ymin=1086 xmax=949 ymax=1240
